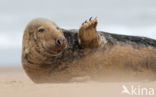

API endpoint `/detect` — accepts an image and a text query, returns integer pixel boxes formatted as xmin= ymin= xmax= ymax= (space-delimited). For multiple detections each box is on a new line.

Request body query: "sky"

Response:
xmin=0 ymin=0 xmax=156 ymax=66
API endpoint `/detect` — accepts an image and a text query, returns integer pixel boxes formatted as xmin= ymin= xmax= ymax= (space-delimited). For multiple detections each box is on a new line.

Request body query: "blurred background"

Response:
xmin=0 ymin=0 xmax=156 ymax=67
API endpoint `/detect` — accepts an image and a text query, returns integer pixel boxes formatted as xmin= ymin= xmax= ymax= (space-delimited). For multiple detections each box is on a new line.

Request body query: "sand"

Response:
xmin=0 ymin=67 xmax=156 ymax=97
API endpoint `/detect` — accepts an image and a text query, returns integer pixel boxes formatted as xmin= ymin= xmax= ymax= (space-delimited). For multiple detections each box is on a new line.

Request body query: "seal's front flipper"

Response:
xmin=78 ymin=17 xmax=100 ymax=48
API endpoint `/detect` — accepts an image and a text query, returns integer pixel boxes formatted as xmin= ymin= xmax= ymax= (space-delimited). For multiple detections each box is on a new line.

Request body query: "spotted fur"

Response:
xmin=22 ymin=18 xmax=156 ymax=83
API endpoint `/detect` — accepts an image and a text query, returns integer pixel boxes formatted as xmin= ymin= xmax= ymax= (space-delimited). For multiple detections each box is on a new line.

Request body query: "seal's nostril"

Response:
xmin=57 ymin=39 xmax=61 ymax=45
xmin=56 ymin=39 xmax=61 ymax=46
xmin=56 ymin=38 xmax=67 ymax=48
xmin=56 ymin=38 xmax=65 ymax=47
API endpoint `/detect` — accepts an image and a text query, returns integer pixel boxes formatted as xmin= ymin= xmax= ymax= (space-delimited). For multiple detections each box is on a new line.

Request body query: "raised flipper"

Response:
xmin=78 ymin=17 xmax=100 ymax=48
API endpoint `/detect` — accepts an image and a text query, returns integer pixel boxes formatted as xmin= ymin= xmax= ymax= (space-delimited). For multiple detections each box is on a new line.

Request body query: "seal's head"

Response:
xmin=23 ymin=18 xmax=67 ymax=56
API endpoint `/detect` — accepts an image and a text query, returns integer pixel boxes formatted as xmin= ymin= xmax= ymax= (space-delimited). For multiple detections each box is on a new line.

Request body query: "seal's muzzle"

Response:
xmin=55 ymin=38 xmax=67 ymax=49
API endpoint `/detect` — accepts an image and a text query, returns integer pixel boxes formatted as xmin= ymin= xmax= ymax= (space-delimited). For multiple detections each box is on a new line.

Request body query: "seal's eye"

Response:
xmin=38 ymin=28 xmax=45 ymax=33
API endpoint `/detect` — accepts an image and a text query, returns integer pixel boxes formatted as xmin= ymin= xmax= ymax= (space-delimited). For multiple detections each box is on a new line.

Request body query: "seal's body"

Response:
xmin=22 ymin=18 xmax=156 ymax=83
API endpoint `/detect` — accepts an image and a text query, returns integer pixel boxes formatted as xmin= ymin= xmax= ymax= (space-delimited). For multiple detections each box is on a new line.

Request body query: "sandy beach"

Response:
xmin=0 ymin=67 xmax=156 ymax=97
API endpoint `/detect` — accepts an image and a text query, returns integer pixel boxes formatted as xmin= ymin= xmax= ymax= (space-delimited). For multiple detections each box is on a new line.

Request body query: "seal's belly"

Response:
xmin=54 ymin=44 xmax=156 ymax=81
xmin=26 ymin=44 xmax=156 ymax=83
